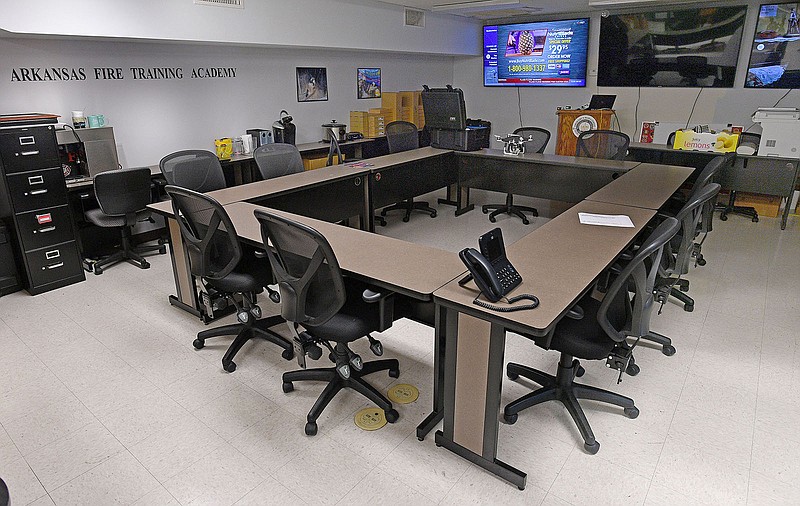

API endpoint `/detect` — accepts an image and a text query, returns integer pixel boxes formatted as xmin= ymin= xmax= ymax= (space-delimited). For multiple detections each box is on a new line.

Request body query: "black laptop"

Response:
xmin=588 ymin=94 xmax=616 ymax=110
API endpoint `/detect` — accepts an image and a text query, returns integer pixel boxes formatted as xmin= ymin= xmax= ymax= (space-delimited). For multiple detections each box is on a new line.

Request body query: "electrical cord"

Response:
xmin=517 ymin=87 xmax=523 ymax=128
xmin=634 ymin=86 xmax=641 ymax=139
xmin=684 ymin=87 xmax=704 ymax=130
xmin=63 ymin=123 xmax=83 ymax=144
xmin=473 ymin=293 xmax=540 ymax=312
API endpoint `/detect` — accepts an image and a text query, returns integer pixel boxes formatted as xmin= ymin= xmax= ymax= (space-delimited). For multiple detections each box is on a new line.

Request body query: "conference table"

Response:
xmin=627 ymin=141 xmax=800 ymax=229
xmin=149 ymin=147 xmax=694 ymax=489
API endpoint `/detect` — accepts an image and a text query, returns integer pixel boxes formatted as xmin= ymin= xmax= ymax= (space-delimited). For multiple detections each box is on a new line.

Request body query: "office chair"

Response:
xmin=84 ymin=167 xmax=166 ymax=274
xmin=165 ymin=185 xmax=293 ymax=372
xmin=504 ymin=217 xmax=681 ymax=454
xmin=380 ymin=121 xmax=437 ymax=223
xmin=676 ymin=56 xmax=717 ymax=87
xmin=575 ymin=130 xmax=630 ymax=161
xmin=719 ymin=132 xmax=760 ymax=223
xmin=253 ymin=143 xmax=304 ymax=179
xmin=481 ymin=127 xmax=550 ymax=225
xmin=0 ymin=477 xmax=8 ymax=506
xmin=254 ymin=209 xmax=399 ymax=436
xmin=159 ymin=150 xmax=227 ymax=192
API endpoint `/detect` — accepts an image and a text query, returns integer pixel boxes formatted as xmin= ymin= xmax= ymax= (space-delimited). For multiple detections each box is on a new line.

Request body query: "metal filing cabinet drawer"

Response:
xmin=25 ymin=241 xmax=83 ymax=290
xmin=16 ymin=205 xmax=75 ymax=252
xmin=6 ymin=168 xmax=69 ymax=213
xmin=0 ymin=126 xmax=60 ymax=174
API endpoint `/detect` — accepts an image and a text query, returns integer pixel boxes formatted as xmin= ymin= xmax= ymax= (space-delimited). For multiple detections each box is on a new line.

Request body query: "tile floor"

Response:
xmin=1 ymin=189 xmax=799 ymax=505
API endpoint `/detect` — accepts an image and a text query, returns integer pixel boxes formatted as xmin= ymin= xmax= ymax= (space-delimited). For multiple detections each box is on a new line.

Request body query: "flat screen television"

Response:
xmin=597 ymin=6 xmax=747 ymax=87
xmin=483 ymin=18 xmax=589 ymax=87
xmin=746 ymin=3 xmax=800 ymax=88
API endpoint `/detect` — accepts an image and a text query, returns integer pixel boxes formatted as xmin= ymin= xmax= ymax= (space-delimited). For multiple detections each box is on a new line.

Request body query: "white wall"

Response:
xmin=454 ymin=1 xmax=800 ymax=152
xmin=0 ymin=0 xmax=481 ymax=57
xmin=0 ymin=38 xmax=454 ymax=167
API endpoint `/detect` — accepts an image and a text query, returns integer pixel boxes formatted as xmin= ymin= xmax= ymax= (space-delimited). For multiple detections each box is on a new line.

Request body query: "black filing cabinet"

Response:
xmin=0 ymin=125 xmax=84 ymax=294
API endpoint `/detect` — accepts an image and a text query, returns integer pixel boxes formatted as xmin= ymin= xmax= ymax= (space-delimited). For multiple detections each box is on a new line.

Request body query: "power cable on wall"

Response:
xmin=684 ymin=87 xmax=704 ymax=130
xmin=634 ymin=86 xmax=641 ymax=140
xmin=517 ymin=87 xmax=523 ymax=128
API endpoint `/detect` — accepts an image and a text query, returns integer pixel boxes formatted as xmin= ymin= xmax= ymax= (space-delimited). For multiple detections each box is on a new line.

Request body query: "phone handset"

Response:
xmin=459 ymin=248 xmax=505 ymax=302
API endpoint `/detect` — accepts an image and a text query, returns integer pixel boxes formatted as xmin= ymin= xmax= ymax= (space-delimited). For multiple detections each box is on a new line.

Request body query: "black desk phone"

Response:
xmin=459 ymin=228 xmax=538 ymax=312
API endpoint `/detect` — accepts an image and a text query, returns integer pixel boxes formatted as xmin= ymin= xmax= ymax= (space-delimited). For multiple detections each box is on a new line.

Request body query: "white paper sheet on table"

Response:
xmin=578 ymin=213 xmax=635 ymax=228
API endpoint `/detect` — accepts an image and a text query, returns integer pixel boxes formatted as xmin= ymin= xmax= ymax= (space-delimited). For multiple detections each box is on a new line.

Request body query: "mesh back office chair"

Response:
xmin=254 ymin=209 xmax=399 ymax=436
xmin=159 ymin=150 xmax=227 ymax=192
xmin=575 ymin=130 xmax=630 ymax=161
xmin=380 ymin=121 xmax=438 ymax=223
xmin=84 ymin=167 xmax=166 ymax=274
xmin=481 ymin=127 xmax=550 ymax=225
xmin=719 ymin=132 xmax=760 ymax=223
xmin=166 ymin=185 xmax=293 ymax=372
xmin=253 ymin=143 xmax=304 ymax=179
xmin=504 ymin=217 xmax=681 ymax=454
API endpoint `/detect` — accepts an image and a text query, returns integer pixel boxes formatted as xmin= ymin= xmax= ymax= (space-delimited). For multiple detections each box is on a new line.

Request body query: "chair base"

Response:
xmin=482 ymin=193 xmax=537 ymax=225
xmin=92 ymin=231 xmax=166 ymax=275
xmin=381 ymin=199 xmax=437 ymax=222
xmin=641 ymin=332 xmax=676 ymax=356
xmin=504 ymin=354 xmax=638 ymax=454
xmin=194 ymin=315 xmax=293 ymax=372
xmin=717 ymin=191 xmax=759 ymax=223
xmin=283 ymin=354 xmax=400 ymax=435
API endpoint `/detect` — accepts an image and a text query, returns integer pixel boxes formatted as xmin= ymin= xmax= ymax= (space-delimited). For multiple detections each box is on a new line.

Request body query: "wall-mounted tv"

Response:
xmin=483 ymin=18 xmax=589 ymax=87
xmin=746 ymin=3 xmax=800 ymax=88
xmin=597 ymin=6 xmax=747 ymax=88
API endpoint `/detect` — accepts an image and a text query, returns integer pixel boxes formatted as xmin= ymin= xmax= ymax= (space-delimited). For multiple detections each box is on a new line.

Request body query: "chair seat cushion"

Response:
xmin=85 ymin=208 xmax=151 ymax=228
xmin=305 ymin=293 xmax=380 ymax=343
xmin=206 ymin=271 xmax=263 ymax=294
xmin=548 ymin=290 xmax=627 ymax=360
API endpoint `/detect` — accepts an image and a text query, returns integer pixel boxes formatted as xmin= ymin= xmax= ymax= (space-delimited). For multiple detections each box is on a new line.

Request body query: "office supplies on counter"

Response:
xmin=322 ymin=120 xmax=346 ymax=143
xmin=272 ymin=110 xmax=296 ymax=145
xmin=71 ymin=110 xmax=86 ymax=128
xmin=246 ymin=128 xmax=273 ymax=148
xmin=215 ymin=137 xmax=233 ymax=160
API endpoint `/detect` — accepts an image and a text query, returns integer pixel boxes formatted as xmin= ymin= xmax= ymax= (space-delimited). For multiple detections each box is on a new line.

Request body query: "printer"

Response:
xmin=751 ymin=107 xmax=800 ymax=158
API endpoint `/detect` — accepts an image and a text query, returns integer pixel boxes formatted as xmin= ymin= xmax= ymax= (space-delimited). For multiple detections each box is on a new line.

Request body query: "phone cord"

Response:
xmin=472 ymin=293 xmax=540 ymax=312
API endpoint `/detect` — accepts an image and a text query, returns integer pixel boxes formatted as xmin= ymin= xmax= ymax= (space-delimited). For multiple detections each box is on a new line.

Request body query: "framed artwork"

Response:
xmin=296 ymin=67 xmax=328 ymax=102
xmin=357 ymin=68 xmax=381 ymax=99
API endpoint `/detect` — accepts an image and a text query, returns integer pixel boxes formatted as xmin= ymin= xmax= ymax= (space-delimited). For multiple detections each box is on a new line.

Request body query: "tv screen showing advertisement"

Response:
xmin=483 ymin=18 xmax=589 ymax=87
xmin=746 ymin=3 xmax=800 ymax=88
xmin=597 ymin=6 xmax=746 ymax=87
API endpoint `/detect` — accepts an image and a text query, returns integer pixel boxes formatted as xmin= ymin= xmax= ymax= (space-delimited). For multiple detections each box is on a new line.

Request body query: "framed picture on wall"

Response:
xmin=357 ymin=68 xmax=381 ymax=99
xmin=296 ymin=67 xmax=328 ymax=102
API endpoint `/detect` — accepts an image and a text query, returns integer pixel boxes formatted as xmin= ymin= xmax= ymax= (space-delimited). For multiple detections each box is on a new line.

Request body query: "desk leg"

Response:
xmin=417 ymin=304 xmax=446 ymax=440
xmin=434 ymin=308 xmax=526 ymax=490
xmin=166 ymin=217 xmax=202 ymax=317
xmin=438 ymin=183 xmax=459 ymax=208
xmin=454 ymin=185 xmax=474 ymax=216
xmin=781 ymin=193 xmax=791 ymax=230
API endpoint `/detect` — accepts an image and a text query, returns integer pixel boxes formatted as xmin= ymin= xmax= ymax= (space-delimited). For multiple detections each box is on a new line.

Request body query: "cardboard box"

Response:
xmin=302 ymin=153 xmax=345 ymax=171
xmin=350 ymin=111 xmax=369 ymax=134
xmin=673 ymin=130 xmax=739 ymax=153
xmin=382 ymin=92 xmax=400 ymax=116
xmin=730 ymin=193 xmax=781 ymax=218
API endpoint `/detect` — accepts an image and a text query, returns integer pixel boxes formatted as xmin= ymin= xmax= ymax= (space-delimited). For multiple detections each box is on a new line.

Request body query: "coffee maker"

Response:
xmin=272 ymin=110 xmax=296 ymax=145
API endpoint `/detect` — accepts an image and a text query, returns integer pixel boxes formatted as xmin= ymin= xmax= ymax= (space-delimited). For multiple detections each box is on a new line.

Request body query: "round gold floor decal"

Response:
xmin=354 ymin=408 xmax=387 ymax=431
xmin=387 ymin=384 xmax=419 ymax=404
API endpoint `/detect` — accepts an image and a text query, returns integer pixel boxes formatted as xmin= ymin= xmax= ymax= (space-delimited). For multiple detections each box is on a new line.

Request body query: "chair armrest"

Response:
xmin=566 ymin=305 xmax=584 ymax=320
xmin=253 ymin=249 xmax=267 ymax=259
xmin=363 ymin=288 xmax=392 ymax=303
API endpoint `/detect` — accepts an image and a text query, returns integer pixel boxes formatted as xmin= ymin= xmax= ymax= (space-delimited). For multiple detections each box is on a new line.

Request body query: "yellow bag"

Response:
xmin=215 ymin=138 xmax=233 ymax=160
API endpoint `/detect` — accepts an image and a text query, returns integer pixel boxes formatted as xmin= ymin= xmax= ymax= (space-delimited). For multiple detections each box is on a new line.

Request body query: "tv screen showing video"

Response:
xmin=597 ymin=6 xmax=746 ymax=87
xmin=483 ymin=18 xmax=589 ymax=87
xmin=746 ymin=3 xmax=800 ymax=88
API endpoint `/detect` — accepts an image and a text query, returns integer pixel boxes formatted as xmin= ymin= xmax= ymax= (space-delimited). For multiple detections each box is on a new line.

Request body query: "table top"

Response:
xmin=434 ymin=200 xmax=656 ymax=337
xmin=584 ymin=163 xmax=694 ymax=209
xmin=224 ymin=202 xmax=465 ymax=300
xmin=461 ymin=148 xmax=642 ymax=171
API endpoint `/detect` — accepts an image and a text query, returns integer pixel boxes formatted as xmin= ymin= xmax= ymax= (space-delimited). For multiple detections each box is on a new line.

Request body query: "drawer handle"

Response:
xmin=45 ymin=249 xmax=61 ymax=260
xmin=19 ymin=136 xmax=35 ymax=146
xmin=29 ymin=189 xmax=48 ymax=195
xmin=21 ymin=150 xmax=40 ymax=156
xmin=36 ymin=226 xmax=56 ymax=234
xmin=46 ymin=262 xmax=64 ymax=270
xmin=28 ymin=175 xmax=44 ymax=185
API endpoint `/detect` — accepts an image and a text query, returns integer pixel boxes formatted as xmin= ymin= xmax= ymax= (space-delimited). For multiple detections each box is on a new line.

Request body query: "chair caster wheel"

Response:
xmin=223 ymin=361 xmax=236 ymax=373
xmin=430 ymin=211 xmax=437 ymax=218
xmin=489 ymin=216 xmax=497 ymax=223
xmin=503 ymin=413 xmax=518 ymax=425
xmin=697 ymin=258 xmax=706 ymax=266
xmin=385 ymin=409 xmax=399 ymax=423
xmin=683 ymin=304 xmax=694 ymax=312
xmin=482 ymin=207 xmax=489 ymax=214
xmin=281 ymin=348 xmax=294 ymax=360
xmin=662 ymin=345 xmax=676 ymax=357
xmin=576 ymin=365 xmax=586 ymax=378
xmin=584 ymin=441 xmax=600 ymax=454
xmin=305 ymin=422 xmax=318 ymax=436
xmin=753 ymin=217 xmax=759 ymax=223
xmin=158 ymin=247 xmax=167 ymax=255
xmin=402 ymin=216 xmax=410 ymax=223
xmin=282 ymin=381 xmax=294 ymax=393
xmin=417 ymin=436 xmax=424 ymax=442
xmin=626 ymin=363 xmax=640 ymax=376
xmin=94 ymin=266 xmax=103 ymax=275
xmin=720 ymin=214 xmax=728 ymax=221
xmin=141 ymin=261 xmax=150 ymax=269
xmin=522 ymin=219 xmax=530 ymax=225
xmin=268 ymin=291 xmax=281 ymax=304
xmin=389 ymin=368 xmax=400 ymax=378
xmin=507 ymin=371 xmax=519 ymax=381
xmin=193 ymin=338 xmax=205 ymax=350
xmin=624 ymin=406 xmax=640 ymax=419
xmin=250 ymin=306 xmax=262 ymax=319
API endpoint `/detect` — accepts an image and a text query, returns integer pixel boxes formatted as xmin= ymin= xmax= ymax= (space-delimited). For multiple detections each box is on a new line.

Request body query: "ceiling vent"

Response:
xmin=405 ymin=8 xmax=426 ymax=27
xmin=588 ymin=0 xmax=698 ymax=7
xmin=430 ymin=1 xmax=543 ymax=19
xmin=194 ymin=0 xmax=243 ymax=9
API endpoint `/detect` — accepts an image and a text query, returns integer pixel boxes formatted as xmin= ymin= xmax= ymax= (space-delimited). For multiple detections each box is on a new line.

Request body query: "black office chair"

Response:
xmin=254 ymin=208 xmax=399 ymax=436
xmin=84 ymin=167 xmax=166 ymax=274
xmin=481 ymin=127 xmax=550 ymax=225
xmin=575 ymin=130 xmax=630 ymax=161
xmin=677 ymin=56 xmax=717 ymax=87
xmin=503 ymin=217 xmax=681 ymax=454
xmin=0 ymin=477 xmax=8 ymax=506
xmin=719 ymin=132 xmax=760 ymax=223
xmin=253 ymin=143 xmax=304 ymax=179
xmin=380 ymin=121 xmax=437 ymax=223
xmin=165 ymin=185 xmax=293 ymax=372
xmin=159 ymin=150 xmax=227 ymax=192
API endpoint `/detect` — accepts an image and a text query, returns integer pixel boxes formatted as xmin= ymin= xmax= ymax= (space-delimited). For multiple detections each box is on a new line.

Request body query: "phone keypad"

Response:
xmin=497 ymin=264 xmax=522 ymax=293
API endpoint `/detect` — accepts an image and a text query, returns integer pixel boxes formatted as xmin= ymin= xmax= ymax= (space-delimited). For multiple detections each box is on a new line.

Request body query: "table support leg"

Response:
xmin=417 ymin=304 xmax=446 ymax=440
xmin=455 ymin=185 xmax=474 ymax=216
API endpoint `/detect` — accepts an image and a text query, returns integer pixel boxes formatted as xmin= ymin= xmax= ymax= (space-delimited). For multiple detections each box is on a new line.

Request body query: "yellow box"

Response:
xmin=302 ymin=153 xmax=345 ymax=171
xmin=215 ymin=138 xmax=232 ymax=160
xmin=399 ymin=91 xmax=415 ymax=108
xmin=673 ymin=130 xmax=739 ymax=153
xmin=382 ymin=92 xmax=400 ymax=113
